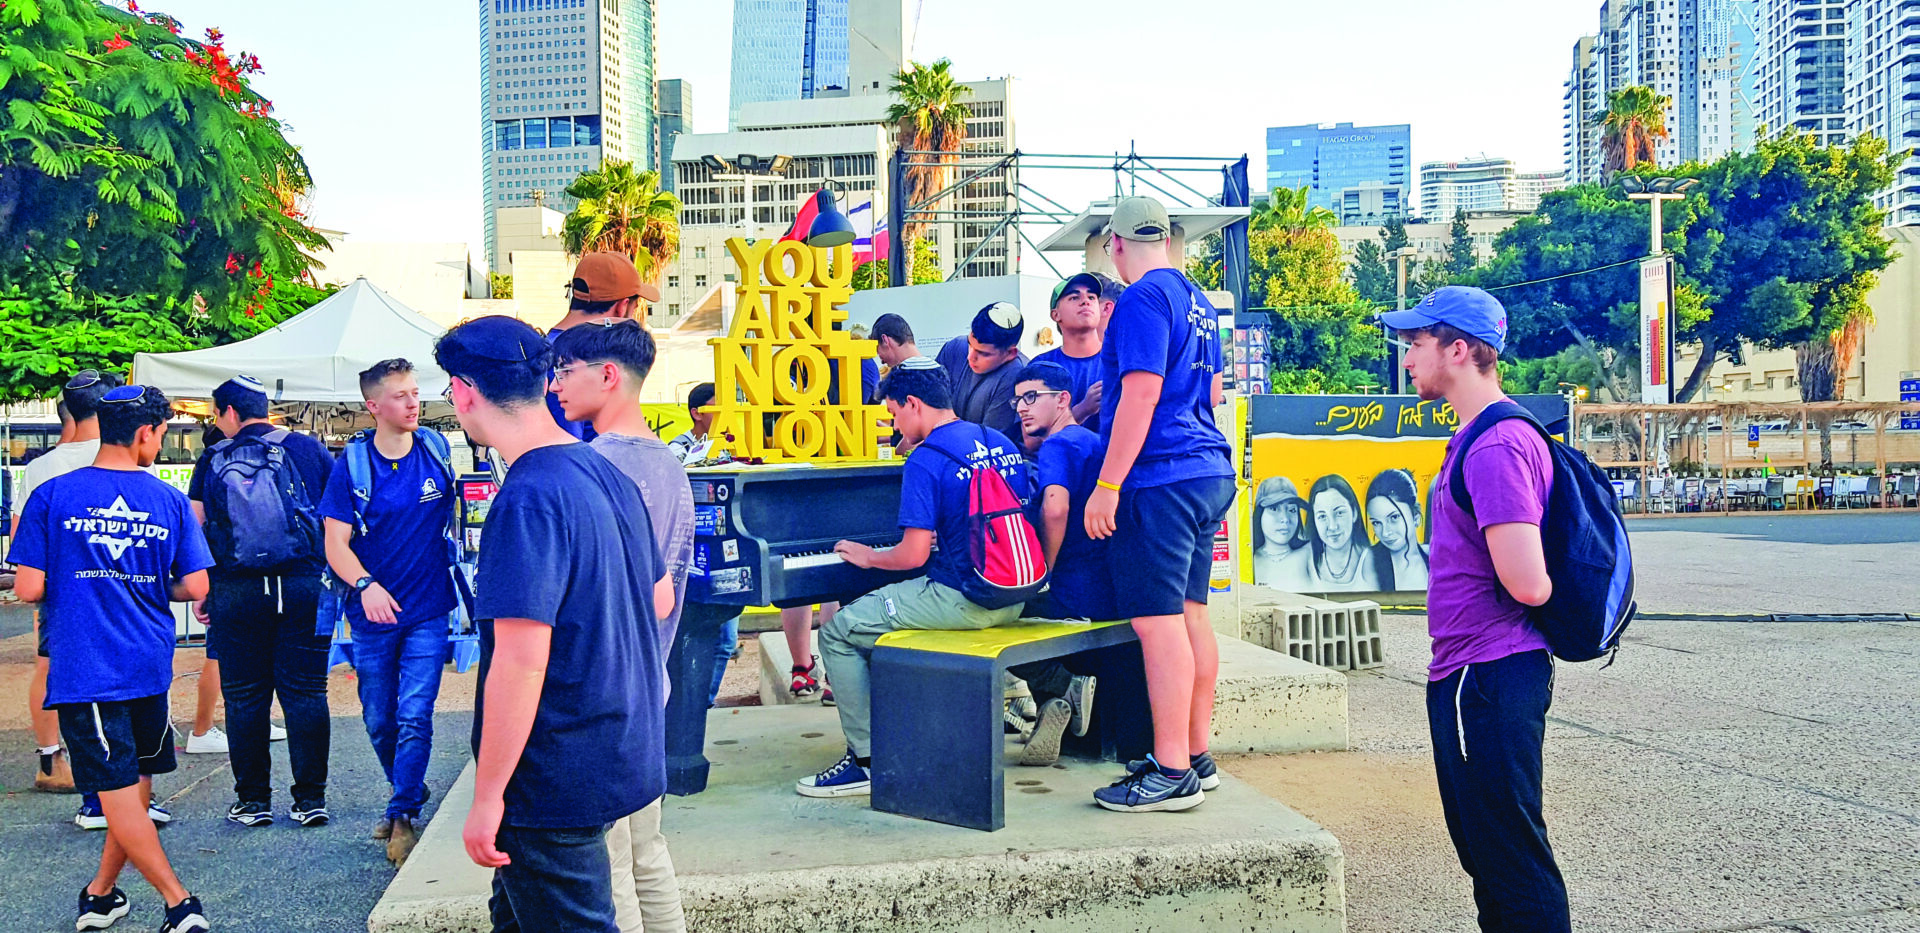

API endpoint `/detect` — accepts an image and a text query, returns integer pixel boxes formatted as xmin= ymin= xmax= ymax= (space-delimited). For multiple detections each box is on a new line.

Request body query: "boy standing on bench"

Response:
xmin=797 ymin=358 xmax=1035 ymax=799
xmin=1006 ymin=361 xmax=1105 ymax=766
xmin=1084 ymin=196 xmax=1234 ymax=813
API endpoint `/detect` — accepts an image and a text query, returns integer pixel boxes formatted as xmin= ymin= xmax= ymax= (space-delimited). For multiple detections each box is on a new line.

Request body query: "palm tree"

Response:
xmin=1796 ymin=282 xmax=1875 ymax=467
xmin=1597 ymin=86 xmax=1671 ymax=179
xmin=561 ymin=160 xmax=682 ymax=285
xmin=885 ymin=59 xmax=973 ymax=244
xmin=1253 ymin=185 xmax=1337 ymax=234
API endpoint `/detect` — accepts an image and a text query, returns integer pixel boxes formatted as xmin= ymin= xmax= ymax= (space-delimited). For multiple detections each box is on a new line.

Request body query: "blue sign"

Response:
xmin=1904 ymin=378 xmax=1920 ymax=430
xmin=1747 ymin=425 xmax=1760 ymax=444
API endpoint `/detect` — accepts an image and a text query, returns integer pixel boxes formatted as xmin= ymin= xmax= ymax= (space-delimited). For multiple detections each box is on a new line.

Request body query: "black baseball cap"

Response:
xmin=451 ymin=316 xmax=549 ymax=362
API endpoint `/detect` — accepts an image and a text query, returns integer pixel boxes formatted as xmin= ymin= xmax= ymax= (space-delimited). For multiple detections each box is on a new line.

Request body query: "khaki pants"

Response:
xmin=605 ymin=799 xmax=686 ymax=933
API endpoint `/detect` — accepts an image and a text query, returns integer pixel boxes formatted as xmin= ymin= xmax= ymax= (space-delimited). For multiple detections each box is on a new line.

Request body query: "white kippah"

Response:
xmin=226 ymin=374 xmax=267 ymax=395
xmin=897 ymin=355 xmax=941 ymax=371
xmin=982 ymin=301 xmax=1022 ymax=329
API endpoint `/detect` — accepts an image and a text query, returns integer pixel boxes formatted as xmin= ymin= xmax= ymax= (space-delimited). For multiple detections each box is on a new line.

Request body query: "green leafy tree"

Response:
xmin=0 ymin=0 xmax=325 ymax=316
xmin=488 ymin=272 xmax=513 ymax=299
xmin=1349 ymin=238 xmax=1393 ymax=305
xmin=849 ymin=238 xmax=940 ymax=290
xmin=1598 ymin=86 xmax=1670 ymax=180
xmin=1249 ymin=221 xmax=1381 ymax=393
xmin=561 ymin=161 xmax=682 ymax=285
xmin=1379 ymin=216 xmax=1410 ymax=253
xmin=1445 ymin=209 xmax=1478 ymax=277
xmin=1668 ymin=132 xmax=1897 ymax=404
xmin=1499 ymin=348 xmax=1603 ymax=397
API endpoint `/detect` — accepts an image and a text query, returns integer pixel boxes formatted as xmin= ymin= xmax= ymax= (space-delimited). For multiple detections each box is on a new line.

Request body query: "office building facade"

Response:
xmin=1265 ymin=122 xmax=1411 ymax=219
xmin=1564 ymin=0 xmax=1759 ymax=184
xmin=480 ymin=0 xmax=658 ymax=273
xmin=656 ymin=79 xmax=690 ymax=194
xmin=729 ymin=0 xmax=850 ymax=126
xmin=1420 ymin=158 xmax=1567 ymax=218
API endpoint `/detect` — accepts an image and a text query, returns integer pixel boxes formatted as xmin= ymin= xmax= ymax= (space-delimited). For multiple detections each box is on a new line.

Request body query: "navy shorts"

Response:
xmin=56 ymin=693 xmax=178 ymax=794
xmin=35 ymin=614 xmax=49 ymax=659
xmin=1107 ymin=476 xmax=1236 ymax=619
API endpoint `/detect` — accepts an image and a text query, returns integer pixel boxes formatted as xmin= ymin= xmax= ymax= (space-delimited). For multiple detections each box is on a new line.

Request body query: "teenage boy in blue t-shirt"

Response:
xmin=1006 ymin=361 xmax=1107 ymax=766
xmin=13 ymin=385 xmax=216 ymax=933
xmin=318 ymin=358 xmax=459 ymax=865
xmin=437 ymin=316 xmax=671 ymax=932
xmin=1033 ymin=272 xmax=1107 ymax=430
xmin=796 ymin=357 xmax=1034 ymax=799
xmin=1085 ymin=197 xmax=1236 ymax=813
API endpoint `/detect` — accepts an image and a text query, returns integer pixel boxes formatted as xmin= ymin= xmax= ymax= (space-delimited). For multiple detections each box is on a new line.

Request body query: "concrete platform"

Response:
xmin=370 ymin=706 xmax=1346 ymax=933
xmin=1212 ymin=633 xmax=1349 ymax=754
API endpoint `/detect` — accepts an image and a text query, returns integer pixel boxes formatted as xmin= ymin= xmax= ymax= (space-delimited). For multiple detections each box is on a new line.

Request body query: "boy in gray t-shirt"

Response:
xmin=549 ymin=320 xmax=692 ymax=933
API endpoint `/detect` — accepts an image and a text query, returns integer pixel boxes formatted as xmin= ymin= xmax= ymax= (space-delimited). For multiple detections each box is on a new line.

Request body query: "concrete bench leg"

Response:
xmin=870 ymin=648 xmax=1004 ymax=831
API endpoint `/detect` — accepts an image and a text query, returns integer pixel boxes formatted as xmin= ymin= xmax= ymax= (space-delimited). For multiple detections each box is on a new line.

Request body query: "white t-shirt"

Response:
xmin=13 ymin=440 xmax=101 ymax=518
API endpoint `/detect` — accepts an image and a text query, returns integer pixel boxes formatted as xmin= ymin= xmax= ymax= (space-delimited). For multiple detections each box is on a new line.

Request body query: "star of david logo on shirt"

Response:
xmin=91 ymin=496 xmax=151 ymax=523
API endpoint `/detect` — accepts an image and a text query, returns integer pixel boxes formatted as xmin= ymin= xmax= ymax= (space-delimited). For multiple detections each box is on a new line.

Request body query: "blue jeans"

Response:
xmin=488 ymin=823 xmax=618 ymax=933
xmin=707 ymin=616 xmax=739 ymax=708
xmin=354 ymin=613 xmax=451 ymax=820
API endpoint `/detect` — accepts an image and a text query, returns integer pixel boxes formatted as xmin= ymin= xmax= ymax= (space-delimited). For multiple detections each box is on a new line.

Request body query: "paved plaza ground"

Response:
xmin=0 ymin=511 xmax=1914 ymax=931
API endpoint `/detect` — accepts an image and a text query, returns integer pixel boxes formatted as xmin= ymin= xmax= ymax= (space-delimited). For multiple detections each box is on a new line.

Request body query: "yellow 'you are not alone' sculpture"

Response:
xmin=704 ymin=237 xmax=893 ymax=462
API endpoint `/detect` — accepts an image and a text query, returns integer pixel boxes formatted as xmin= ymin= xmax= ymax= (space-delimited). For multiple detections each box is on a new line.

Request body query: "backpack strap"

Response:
xmin=1447 ymin=400 xmax=1550 ymax=517
xmin=344 ymin=430 xmax=376 ymax=535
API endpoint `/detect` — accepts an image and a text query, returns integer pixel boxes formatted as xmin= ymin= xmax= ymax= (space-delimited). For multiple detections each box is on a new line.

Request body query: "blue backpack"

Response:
xmin=204 ymin=428 xmax=323 ymax=575
xmin=1448 ymin=400 xmax=1637 ymax=663
xmin=317 ymin=429 xmax=475 ymax=639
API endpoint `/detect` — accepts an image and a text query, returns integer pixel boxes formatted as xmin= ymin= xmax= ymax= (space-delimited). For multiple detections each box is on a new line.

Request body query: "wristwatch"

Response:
xmin=353 ymin=576 xmax=376 ymax=592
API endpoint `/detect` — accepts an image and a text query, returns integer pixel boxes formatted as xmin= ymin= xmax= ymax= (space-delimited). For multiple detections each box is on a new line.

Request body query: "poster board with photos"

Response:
xmin=1242 ymin=393 xmax=1568 ymax=595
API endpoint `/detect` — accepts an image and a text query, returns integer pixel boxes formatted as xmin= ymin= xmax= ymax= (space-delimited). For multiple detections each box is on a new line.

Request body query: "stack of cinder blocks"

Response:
xmin=1213 ymin=585 xmax=1385 ymax=672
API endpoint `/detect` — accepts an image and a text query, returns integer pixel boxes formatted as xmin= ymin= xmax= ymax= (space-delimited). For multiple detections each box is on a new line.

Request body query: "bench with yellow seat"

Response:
xmin=869 ymin=619 xmax=1152 ymax=831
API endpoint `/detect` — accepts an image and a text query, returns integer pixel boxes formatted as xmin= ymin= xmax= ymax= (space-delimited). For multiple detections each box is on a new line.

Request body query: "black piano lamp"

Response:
xmin=805 ymin=187 xmax=856 ymax=248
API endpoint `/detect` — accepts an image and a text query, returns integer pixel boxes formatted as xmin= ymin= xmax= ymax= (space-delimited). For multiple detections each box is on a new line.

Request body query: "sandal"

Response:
xmin=790 ymin=656 xmax=822 ymax=699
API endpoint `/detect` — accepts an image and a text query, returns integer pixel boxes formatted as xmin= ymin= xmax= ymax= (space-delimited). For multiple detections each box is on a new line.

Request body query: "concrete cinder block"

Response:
xmin=1212 ymin=634 xmax=1350 ymax=754
xmin=1345 ymin=600 xmax=1385 ymax=670
xmin=756 ymin=630 xmax=824 ymax=706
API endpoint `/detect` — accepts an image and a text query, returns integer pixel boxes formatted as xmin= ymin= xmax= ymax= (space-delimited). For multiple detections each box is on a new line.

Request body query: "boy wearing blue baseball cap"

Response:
xmin=1379 ymin=285 xmax=1571 ymax=932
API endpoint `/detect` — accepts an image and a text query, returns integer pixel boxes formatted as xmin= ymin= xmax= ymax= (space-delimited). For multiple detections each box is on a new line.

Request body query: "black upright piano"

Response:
xmin=665 ymin=463 xmax=919 ymax=794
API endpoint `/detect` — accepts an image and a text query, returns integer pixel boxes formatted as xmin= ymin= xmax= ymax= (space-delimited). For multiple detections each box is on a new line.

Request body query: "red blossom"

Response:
xmin=225 ymin=253 xmax=243 ymax=275
xmin=124 ymin=0 xmax=140 ymax=11
xmin=103 ymin=34 xmax=131 ymax=52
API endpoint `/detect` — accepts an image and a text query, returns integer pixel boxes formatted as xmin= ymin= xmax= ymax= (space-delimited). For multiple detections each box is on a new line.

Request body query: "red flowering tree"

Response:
xmin=0 ymin=0 xmax=329 ymax=399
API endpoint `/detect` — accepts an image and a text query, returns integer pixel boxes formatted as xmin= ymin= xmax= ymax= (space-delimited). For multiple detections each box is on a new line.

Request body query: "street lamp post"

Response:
xmin=1620 ymin=175 xmax=1698 ymax=257
xmin=1391 ymin=245 xmax=1419 ymax=393
xmin=1620 ymin=175 xmax=1698 ymax=406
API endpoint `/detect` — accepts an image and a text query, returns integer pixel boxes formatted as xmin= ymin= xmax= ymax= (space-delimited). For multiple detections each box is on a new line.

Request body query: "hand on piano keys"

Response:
xmin=833 ymin=539 xmax=878 ymax=569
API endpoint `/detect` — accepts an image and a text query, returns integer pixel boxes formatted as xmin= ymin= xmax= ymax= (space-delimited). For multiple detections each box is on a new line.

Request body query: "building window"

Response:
xmin=693 ymin=246 xmax=706 ymax=258
xmin=695 ymin=275 xmax=708 ymax=287
xmin=667 ymin=275 xmax=679 ymax=288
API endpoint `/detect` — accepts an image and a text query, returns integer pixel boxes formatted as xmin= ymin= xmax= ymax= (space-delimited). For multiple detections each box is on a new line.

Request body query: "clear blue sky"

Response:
xmin=156 ymin=0 xmax=1598 ymax=249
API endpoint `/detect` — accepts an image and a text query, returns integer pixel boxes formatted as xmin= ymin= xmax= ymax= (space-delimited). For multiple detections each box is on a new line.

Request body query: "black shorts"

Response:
xmin=1107 ymin=476 xmax=1236 ymax=620
xmin=36 ymin=614 xmax=49 ymax=659
xmin=56 ymin=694 xmax=177 ymax=794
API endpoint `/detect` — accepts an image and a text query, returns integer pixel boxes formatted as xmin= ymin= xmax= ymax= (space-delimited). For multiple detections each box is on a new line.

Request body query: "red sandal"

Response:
xmin=790 ymin=656 xmax=822 ymax=699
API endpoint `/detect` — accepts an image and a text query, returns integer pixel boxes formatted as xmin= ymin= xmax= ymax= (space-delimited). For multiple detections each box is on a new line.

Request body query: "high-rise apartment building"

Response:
xmin=480 ymin=0 xmax=658 ymax=274
xmin=1755 ymin=0 xmax=1848 ymax=147
xmin=1265 ymin=122 xmax=1412 ymax=219
xmin=1420 ymin=158 xmax=1567 ymax=219
xmin=1564 ymin=0 xmax=1758 ymax=184
xmin=1844 ymin=0 xmax=1920 ymax=225
xmin=656 ymin=78 xmax=690 ymax=194
xmin=728 ymin=0 xmax=914 ymax=126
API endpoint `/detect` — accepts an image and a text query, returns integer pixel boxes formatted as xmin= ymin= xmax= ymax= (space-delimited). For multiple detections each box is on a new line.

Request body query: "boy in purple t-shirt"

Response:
xmin=1379 ymin=286 xmax=1571 ymax=933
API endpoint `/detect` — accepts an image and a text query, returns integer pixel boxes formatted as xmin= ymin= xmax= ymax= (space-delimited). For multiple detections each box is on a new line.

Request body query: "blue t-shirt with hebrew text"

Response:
xmin=1033 ymin=425 xmax=1115 ymax=620
xmin=1034 ymin=347 xmax=1103 ymax=429
xmin=12 ymin=468 xmax=215 ymax=706
xmin=317 ymin=437 xmax=458 ymax=630
xmin=471 ymin=442 xmax=665 ymax=828
xmin=898 ymin=420 xmax=1033 ymax=594
xmin=1098 ymin=268 xmax=1232 ymax=488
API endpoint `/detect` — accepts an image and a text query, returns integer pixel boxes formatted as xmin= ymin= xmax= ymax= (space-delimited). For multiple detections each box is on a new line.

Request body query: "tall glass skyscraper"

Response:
xmin=1265 ymin=122 xmax=1412 ymax=219
xmin=479 ymin=0 xmax=657 ymax=271
xmin=729 ymin=0 xmax=850 ymax=127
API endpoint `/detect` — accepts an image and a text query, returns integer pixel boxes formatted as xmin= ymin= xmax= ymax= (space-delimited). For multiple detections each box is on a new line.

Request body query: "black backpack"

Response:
xmin=204 ymin=428 xmax=323 ymax=575
xmin=1449 ymin=400 xmax=1637 ymax=663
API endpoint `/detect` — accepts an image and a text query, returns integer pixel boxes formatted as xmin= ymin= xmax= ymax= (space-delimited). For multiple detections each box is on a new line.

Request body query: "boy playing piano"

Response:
xmin=796 ymin=357 xmax=1035 ymax=799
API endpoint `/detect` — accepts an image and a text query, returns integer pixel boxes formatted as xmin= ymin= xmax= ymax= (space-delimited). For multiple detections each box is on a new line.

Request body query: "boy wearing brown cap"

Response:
xmin=543 ymin=252 xmax=661 ymax=440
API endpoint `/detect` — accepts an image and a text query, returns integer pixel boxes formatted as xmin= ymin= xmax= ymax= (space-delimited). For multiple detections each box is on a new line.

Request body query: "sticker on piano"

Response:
xmin=694 ymin=504 xmax=729 ymax=536
xmin=715 ymin=484 xmax=730 ymax=501
xmin=689 ymin=481 xmax=716 ymax=504
xmin=692 ymin=544 xmax=710 ymax=574
xmin=721 ymin=539 xmax=740 ymax=562
xmin=709 ymin=567 xmax=753 ymax=596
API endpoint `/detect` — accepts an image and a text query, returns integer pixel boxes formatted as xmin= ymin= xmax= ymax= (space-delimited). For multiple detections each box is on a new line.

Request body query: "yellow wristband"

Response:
xmin=1096 ymin=479 xmax=1123 ymax=492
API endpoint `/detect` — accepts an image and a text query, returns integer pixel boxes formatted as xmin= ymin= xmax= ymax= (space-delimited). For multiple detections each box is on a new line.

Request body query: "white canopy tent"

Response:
xmin=133 ymin=277 xmax=451 ymax=403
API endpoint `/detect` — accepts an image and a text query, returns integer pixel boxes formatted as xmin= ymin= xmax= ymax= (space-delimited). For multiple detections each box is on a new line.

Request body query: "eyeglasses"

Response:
xmin=1101 ymin=238 xmax=1115 ymax=256
xmin=441 ymin=377 xmax=462 ymax=403
xmin=65 ymin=370 xmax=103 ymax=390
xmin=549 ymin=363 xmax=594 ymax=385
xmin=1008 ymin=390 xmax=1067 ymax=410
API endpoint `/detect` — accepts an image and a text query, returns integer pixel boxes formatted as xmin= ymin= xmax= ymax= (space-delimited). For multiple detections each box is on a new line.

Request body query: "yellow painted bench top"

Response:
xmin=875 ymin=620 xmax=1131 ymax=658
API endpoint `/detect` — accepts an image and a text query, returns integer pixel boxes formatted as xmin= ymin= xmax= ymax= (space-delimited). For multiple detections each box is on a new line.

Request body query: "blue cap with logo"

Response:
xmin=1375 ymin=285 xmax=1509 ymax=354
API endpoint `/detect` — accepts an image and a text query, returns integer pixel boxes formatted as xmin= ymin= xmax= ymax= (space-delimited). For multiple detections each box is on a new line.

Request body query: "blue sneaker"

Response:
xmin=1126 ymin=750 xmax=1221 ymax=791
xmin=74 ymin=795 xmax=107 ymax=830
xmin=148 ymin=802 xmax=173 ymax=825
xmin=795 ymin=750 xmax=871 ymax=798
xmin=75 ymin=885 xmax=129 ymax=929
xmin=226 ymin=800 xmax=273 ymax=827
xmin=159 ymin=895 xmax=209 ymax=933
xmin=1094 ymin=763 xmax=1205 ymax=813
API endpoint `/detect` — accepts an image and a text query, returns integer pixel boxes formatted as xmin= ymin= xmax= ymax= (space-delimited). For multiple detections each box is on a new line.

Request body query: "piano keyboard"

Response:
xmin=780 ymin=540 xmax=903 ymax=570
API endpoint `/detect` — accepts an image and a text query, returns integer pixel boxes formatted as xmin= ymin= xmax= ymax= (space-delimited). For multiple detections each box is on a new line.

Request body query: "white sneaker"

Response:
xmin=270 ymin=723 xmax=287 ymax=742
xmin=184 ymin=727 xmax=229 ymax=755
